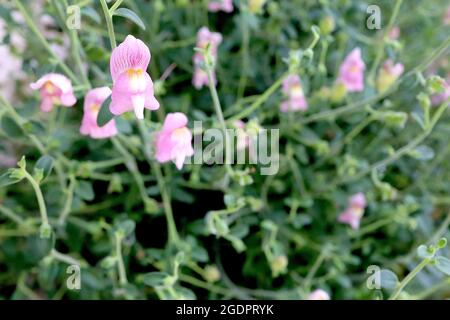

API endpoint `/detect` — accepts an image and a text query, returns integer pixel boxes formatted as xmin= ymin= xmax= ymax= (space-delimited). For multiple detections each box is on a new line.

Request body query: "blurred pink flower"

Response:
xmin=308 ymin=289 xmax=330 ymax=300
xmin=431 ymin=77 xmax=450 ymax=106
xmin=30 ymin=73 xmax=76 ymax=112
xmin=388 ymin=26 xmax=400 ymax=40
xmin=337 ymin=48 xmax=365 ymax=92
xmin=193 ymin=27 xmax=222 ymax=89
xmin=80 ymin=87 xmax=118 ymax=139
xmin=338 ymin=192 xmax=366 ymax=230
xmin=109 ymin=35 xmax=160 ymax=120
xmin=377 ymin=59 xmax=404 ymax=93
xmin=234 ymin=120 xmax=249 ymax=150
xmin=444 ymin=6 xmax=450 ymax=25
xmin=155 ymin=113 xmax=194 ymax=170
xmin=280 ymin=74 xmax=308 ymax=112
xmin=208 ymin=0 xmax=234 ymax=12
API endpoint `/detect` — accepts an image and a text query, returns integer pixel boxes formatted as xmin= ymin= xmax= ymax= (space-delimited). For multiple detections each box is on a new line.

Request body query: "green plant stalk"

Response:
xmin=110 ymin=0 xmax=125 ymax=13
xmin=303 ymin=249 xmax=327 ymax=292
xmin=0 ymin=205 xmax=25 ymax=225
xmin=229 ymin=72 xmax=288 ymax=121
xmin=389 ymin=258 xmax=430 ymax=300
xmin=12 ymin=0 xmax=79 ymax=84
xmin=100 ymin=0 xmax=117 ymax=49
xmin=135 ymin=120 xmax=179 ymax=245
xmin=115 ymin=233 xmax=128 ymax=286
xmin=111 ymin=137 xmax=150 ymax=208
xmin=51 ymin=249 xmax=82 ymax=266
xmin=344 ymin=115 xmax=376 ymax=144
xmin=22 ymin=170 xmax=49 ymax=228
xmin=237 ymin=12 xmax=250 ymax=99
xmin=58 ymin=175 xmax=76 ymax=225
xmin=152 ymin=161 xmax=180 ymax=245
xmin=205 ymin=66 xmax=234 ymax=175
xmin=368 ymin=0 xmax=403 ymax=84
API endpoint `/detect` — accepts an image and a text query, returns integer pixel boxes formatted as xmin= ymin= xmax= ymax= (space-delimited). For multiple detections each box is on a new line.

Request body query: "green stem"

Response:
xmin=153 ymin=161 xmax=179 ymax=245
xmin=12 ymin=0 xmax=79 ymax=84
xmin=135 ymin=121 xmax=179 ymax=245
xmin=51 ymin=249 xmax=82 ymax=266
xmin=100 ymin=0 xmax=117 ymax=49
xmin=389 ymin=258 xmax=429 ymax=300
xmin=368 ymin=0 xmax=403 ymax=85
xmin=22 ymin=170 xmax=49 ymax=227
xmin=110 ymin=0 xmax=125 ymax=13
xmin=229 ymin=72 xmax=288 ymax=121
xmin=205 ymin=66 xmax=233 ymax=175
xmin=111 ymin=137 xmax=150 ymax=209
xmin=58 ymin=175 xmax=76 ymax=225
xmin=115 ymin=233 xmax=128 ymax=286
xmin=0 ymin=205 xmax=25 ymax=225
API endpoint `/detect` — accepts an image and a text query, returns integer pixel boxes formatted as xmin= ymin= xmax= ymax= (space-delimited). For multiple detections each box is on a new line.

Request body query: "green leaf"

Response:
xmin=435 ymin=256 xmax=450 ymax=276
xmin=96 ymin=96 xmax=114 ymax=127
xmin=142 ymin=272 xmax=171 ymax=287
xmin=113 ymin=8 xmax=146 ymax=30
xmin=0 ymin=169 xmax=23 ymax=188
xmin=1 ymin=115 xmax=23 ymax=137
xmin=379 ymin=269 xmax=399 ymax=290
xmin=116 ymin=219 xmax=136 ymax=237
xmin=74 ymin=180 xmax=95 ymax=201
xmin=34 ymin=155 xmax=54 ymax=182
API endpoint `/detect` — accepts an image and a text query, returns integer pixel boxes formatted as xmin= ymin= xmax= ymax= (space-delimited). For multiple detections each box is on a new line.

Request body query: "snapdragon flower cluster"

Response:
xmin=30 ymin=35 xmax=193 ymax=170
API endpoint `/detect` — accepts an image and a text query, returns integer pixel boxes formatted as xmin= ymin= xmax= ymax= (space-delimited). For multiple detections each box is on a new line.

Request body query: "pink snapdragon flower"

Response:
xmin=80 ymin=87 xmax=118 ymax=139
xmin=109 ymin=35 xmax=160 ymax=120
xmin=308 ymin=289 xmax=330 ymax=300
xmin=338 ymin=192 xmax=367 ymax=230
xmin=30 ymin=73 xmax=76 ymax=112
xmin=193 ymin=27 xmax=223 ymax=89
xmin=337 ymin=48 xmax=365 ymax=92
xmin=208 ymin=0 xmax=234 ymax=13
xmin=377 ymin=59 xmax=404 ymax=93
xmin=280 ymin=74 xmax=308 ymax=112
xmin=155 ymin=113 xmax=194 ymax=170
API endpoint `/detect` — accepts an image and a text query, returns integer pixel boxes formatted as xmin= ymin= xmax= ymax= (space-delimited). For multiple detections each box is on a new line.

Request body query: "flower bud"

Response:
xmin=204 ymin=265 xmax=221 ymax=283
xmin=271 ymin=255 xmax=288 ymax=277
xmin=319 ymin=16 xmax=335 ymax=35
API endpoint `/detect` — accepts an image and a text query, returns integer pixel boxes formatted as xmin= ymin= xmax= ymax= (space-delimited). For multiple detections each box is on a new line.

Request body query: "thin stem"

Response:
xmin=111 ymin=137 xmax=150 ymax=209
xmin=13 ymin=0 xmax=79 ymax=84
xmin=153 ymin=161 xmax=179 ymax=245
xmin=100 ymin=0 xmax=117 ymax=49
xmin=303 ymin=249 xmax=327 ymax=291
xmin=22 ymin=170 xmax=49 ymax=227
xmin=205 ymin=66 xmax=233 ymax=175
xmin=110 ymin=0 xmax=125 ymax=13
xmin=389 ymin=258 xmax=429 ymax=300
xmin=115 ymin=233 xmax=128 ymax=286
xmin=51 ymin=249 xmax=82 ymax=266
xmin=0 ymin=205 xmax=25 ymax=225
xmin=58 ymin=175 xmax=76 ymax=225
xmin=237 ymin=11 xmax=250 ymax=99
xmin=135 ymin=120 xmax=179 ymax=245
xmin=229 ymin=72 xmax=288 ymax=121
xmin=368 ymin=0 xmax=403 ymax=84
